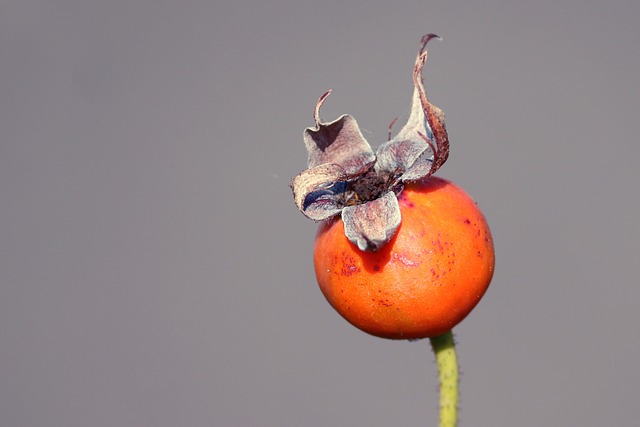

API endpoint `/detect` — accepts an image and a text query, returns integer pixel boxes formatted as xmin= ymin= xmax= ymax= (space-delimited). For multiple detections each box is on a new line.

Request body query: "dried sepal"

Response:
xmin=373 ymin=34 xmax=448 ymax=184
xmin=291 ymin=163 xmax=347 ymax=221
xmin=412 ymin=34 xmax=449 ymax=175
xmin=374 ymin=137 xmax=432 ymax=183
xmin=303 ymin=91 xmax=375 ymax=175
xmin=342 ymin=191 xmax=401 ymax=252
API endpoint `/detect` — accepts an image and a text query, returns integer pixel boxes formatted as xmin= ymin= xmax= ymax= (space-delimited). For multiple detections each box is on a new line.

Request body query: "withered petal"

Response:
xmin=342 ymin=191 xmax=401 ymax=252
xmin=291 ymin=163 xmax=347 ymax=221
xmin=304 ymin=92 xmax=375 ymax=175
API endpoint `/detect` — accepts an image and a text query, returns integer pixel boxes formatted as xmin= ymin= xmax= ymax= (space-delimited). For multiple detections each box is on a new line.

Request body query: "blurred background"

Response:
xmin=1 ymin=1 xmax=639 ymax=426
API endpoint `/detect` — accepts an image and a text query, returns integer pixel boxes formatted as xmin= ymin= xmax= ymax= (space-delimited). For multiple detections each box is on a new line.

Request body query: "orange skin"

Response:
xmin=313 ymin=176 xmax=495 ymax=339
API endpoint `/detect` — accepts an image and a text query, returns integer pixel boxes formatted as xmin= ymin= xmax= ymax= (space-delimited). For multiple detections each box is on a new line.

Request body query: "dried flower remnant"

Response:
xmin=291 ymin=34 xmax=449 ymax=251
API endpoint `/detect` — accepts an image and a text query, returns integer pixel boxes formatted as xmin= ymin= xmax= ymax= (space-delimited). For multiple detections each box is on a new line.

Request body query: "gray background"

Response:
xmin=1 ymin=1 xmax=639 ymax=426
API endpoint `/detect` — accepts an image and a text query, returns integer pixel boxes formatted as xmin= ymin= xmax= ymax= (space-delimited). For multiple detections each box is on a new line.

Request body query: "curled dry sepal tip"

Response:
xmin=291 ymin=34 xmax=449 ymax=251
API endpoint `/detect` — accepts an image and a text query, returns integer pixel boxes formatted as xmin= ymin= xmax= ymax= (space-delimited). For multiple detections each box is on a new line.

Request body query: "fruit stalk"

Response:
xmin=430 ymin=331 xmax=458 ymax=427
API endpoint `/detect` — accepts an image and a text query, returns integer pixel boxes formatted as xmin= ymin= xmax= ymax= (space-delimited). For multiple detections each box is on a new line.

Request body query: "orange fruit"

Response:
xmin=313 ymin=176 xmax=495 ymax=339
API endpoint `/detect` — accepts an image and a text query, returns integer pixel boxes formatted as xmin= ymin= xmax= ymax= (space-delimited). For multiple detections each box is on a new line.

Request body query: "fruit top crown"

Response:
xmin=291 ymin=34 xmax=450 ymax=252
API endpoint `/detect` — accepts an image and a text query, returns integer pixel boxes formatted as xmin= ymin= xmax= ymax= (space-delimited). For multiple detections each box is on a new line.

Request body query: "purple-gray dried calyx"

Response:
xmin=291 ymin=34 xmax=449 ymax=252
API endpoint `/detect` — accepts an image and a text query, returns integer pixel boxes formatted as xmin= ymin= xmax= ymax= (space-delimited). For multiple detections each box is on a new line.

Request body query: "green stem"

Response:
xmin=430 ymin=330 xmax=458 ymax=427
